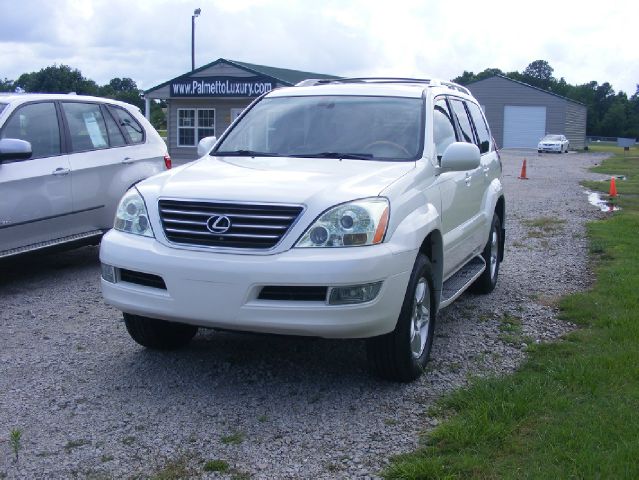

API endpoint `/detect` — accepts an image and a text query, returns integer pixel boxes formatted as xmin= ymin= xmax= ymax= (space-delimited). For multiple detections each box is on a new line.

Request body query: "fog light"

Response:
xmin=101 ymin=263 xmax=117 ymax=283
xmin=328 ymin=281 xmax=383 ymax=305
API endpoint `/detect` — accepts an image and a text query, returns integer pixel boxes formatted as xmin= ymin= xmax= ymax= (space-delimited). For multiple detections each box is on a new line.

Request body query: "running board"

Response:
xmin=439 ymin=255 xmax=486 ymax=309
xmin=0 ymin=230 xmax=103 ymax=259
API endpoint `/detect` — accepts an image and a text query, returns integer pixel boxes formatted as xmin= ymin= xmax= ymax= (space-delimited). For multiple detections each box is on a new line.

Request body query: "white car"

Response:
xmin=538 ymin=134 xmax=570 ymax=153
xmin=0 ymin=93 xmax=170 ymax=259
xmin=100 ymin=78 xmax=505 ymax=382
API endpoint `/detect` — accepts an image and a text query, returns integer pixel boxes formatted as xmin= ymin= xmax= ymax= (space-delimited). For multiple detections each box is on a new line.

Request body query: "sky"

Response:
xmin=1 ymin=0 xmax=637 ymax=95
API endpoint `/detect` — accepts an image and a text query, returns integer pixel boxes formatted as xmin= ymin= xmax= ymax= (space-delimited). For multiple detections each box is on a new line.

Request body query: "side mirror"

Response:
xmin=0 ymin=138 xmax=32 ymax=163
xmin=197 ymin=136 xmax=217 ymax=157
xmin=440 ymin=142 xmax=480 ymax=171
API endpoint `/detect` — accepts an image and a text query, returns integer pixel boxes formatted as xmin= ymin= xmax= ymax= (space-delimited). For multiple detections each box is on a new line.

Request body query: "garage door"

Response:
xmin=503 ymin=106 xmax=546 ymax=148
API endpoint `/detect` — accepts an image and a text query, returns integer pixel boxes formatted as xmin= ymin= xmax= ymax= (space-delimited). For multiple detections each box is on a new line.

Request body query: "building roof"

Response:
xmin=144 ymin=58 xmax=339 ymax=95
xmin=467 ymin=74 xmax=586 ymax=107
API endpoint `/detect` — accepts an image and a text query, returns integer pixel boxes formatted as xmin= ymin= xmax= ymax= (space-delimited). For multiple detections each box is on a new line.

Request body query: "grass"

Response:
xmin=9 ymin=429 xmax=22 ymax=462
xmin=522 ymin=217 xmax=566 ymax=238
xmin=203 ymin=459 xmax=230 ymax=473
xmin=384 ymin=149 xmax=639 ymax=479
xmin=221 ymin=431 xmax=246 ymax=445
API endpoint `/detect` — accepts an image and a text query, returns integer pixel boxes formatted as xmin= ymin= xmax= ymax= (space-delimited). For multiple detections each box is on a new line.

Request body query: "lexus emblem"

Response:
xmin=206 ymin=215 xmax=232 ymax=234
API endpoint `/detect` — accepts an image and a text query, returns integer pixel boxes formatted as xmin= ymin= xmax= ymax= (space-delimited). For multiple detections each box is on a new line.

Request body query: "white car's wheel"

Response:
xmin=366 ymin=253 xmax=436 ymax=382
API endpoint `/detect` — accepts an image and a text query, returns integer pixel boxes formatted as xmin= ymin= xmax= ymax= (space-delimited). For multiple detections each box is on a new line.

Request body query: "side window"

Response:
xmin=450 ymin=99 xmax=476 ymax=145
xmin=197 ymin=109 xmax=215 ymax=142
xmin=62 ymin=102 xmax=109 ymax=152
xmin=109 ymin=106 xmax=145 ymax=144
xmin=433 ymin=98 xmax=457 ymax=160
xmin=0 ymin=102 xmax=61 ymax=159
xmin=466 ymin=102 xmax=491 ymax=154
xmin=102 ymin=106 xmax=127 ymax=147
xmin=177 ymin=109 xmax=196 ymax=146
xmin=177 ymin=109 xmax=215 ymax=146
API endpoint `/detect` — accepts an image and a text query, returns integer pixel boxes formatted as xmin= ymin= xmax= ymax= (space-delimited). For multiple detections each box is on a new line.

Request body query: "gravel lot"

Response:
xmin=0 ymin=150 xmax=612 ymax=479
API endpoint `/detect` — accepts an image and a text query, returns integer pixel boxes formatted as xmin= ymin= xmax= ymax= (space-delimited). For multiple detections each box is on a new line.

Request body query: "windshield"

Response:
xmin=542 ymin=135 xmax=563 ymax=141
xmin=0 ymin=103 xmax=6 ymax=116
xmin=215 ymin=95 xmax=423 ymax=161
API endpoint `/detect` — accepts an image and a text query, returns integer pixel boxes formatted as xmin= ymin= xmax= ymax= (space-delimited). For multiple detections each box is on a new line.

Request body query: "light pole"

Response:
xmin=191 ymin=8 xmax=201 ymax=71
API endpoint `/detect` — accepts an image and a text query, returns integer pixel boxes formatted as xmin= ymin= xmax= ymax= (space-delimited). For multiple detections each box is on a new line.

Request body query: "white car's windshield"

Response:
xmin=0 ymin=103 xmax=7 ymax=116
xmin=215 ymin=95 xmax=423 ymax=161
xmin=542 ymin=135 xmax=563 ymax=141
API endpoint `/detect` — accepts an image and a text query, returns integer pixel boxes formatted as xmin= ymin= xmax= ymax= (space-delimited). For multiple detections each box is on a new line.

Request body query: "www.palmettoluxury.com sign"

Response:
xmin=170 ymin=76 xmax=275 ymax=97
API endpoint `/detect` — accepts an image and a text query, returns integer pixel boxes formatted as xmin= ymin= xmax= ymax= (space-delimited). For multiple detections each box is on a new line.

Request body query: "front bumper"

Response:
xmin=99 ymin=230 xmax=416 ymax=339
xmin=538 ymin=144 xmax=562 ymax=152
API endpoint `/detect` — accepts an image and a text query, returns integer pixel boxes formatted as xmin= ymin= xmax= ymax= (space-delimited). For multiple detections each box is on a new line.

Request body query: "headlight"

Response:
xmin=114 ymin=189 xmax=154 ymax=238
xmin=296 ymin=198 xmax=389 ymax=248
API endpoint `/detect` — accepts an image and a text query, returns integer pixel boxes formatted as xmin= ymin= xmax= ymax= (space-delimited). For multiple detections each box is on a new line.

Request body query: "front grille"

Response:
xmin=258 ymin=286 xmax=328 ymax=302
xmin=158 ymin=200 xmax=303 ymax=249
xmin=119 ymin=269 xmax=167 ymax=289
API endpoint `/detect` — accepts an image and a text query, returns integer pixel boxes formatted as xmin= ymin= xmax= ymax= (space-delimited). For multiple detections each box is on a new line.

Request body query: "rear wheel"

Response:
xmin=471 ymin=214 xmax=501 ymax=294
xmin=366 ymin=253 xmax=436 ymax=382
xmin=123 ymin=313 xmax=198 ymax=349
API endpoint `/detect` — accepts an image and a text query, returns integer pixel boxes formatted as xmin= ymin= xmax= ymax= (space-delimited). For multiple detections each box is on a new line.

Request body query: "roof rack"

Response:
xmin=294 ymin=77 xmax=470 ymax=95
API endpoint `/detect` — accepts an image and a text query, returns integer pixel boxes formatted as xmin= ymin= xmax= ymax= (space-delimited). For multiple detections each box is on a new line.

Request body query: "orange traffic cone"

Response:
xmin=609 ymin=177 xmax=617 ymax=198
xmin=518 ymin=159 xmax=529 ymax=180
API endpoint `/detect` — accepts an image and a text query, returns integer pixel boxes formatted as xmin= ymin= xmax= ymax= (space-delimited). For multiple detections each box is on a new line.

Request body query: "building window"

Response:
xmin=177 ymin=108 xmax=215 ymax=146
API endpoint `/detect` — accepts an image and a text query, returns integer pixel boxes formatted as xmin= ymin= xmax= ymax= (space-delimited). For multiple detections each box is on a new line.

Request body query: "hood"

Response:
xmin=139 ymin=155 xmax=414 ymax=207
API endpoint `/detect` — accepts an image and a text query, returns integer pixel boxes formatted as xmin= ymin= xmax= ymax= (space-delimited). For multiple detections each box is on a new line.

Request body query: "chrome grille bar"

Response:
xmin=158 ymin=199 xmax=304 ymax=249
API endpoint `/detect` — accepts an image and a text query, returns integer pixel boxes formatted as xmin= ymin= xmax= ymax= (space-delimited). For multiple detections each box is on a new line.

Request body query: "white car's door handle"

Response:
xmin=52 ymin=167 xmax=70 ymax=176
xmin=122 ymin=157 xmax=134 ymax=164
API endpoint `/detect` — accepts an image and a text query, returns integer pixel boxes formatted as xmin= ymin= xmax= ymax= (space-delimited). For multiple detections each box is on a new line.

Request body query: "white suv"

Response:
xmin=100 ymin=78 xmax=505 ymax=382
xmin=0 ymin=93 xmax=170 ymax=259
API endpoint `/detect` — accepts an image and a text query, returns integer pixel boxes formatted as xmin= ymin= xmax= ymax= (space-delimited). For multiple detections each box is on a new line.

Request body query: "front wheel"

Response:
xmin=366 ymin=254 xmax=436 ymax=382
xmin=471 ymin=214 xmax=502 ymax=294
xmin=123 ymin=313 xmax=198 ymax=350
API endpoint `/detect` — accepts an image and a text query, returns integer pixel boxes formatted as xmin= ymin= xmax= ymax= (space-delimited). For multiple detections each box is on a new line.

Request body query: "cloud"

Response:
xmin=1 ymin=0 xmax=638 ymax=95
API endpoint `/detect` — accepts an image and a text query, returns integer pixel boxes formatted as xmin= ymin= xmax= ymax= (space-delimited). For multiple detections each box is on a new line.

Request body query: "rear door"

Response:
xmin=61 ymin=101 xmax=138 ymax=232
xmin=0 ymin=101 xmax=73 ymax=254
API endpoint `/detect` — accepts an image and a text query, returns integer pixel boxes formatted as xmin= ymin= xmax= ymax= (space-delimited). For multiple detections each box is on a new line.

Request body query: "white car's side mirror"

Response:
xmin=440 ymin=142 xmax=481 ymax=171
xmin=0 ymin=138 xmax=32 ymax=163
xmin=197 ymin=136 xmax=217 ymax=157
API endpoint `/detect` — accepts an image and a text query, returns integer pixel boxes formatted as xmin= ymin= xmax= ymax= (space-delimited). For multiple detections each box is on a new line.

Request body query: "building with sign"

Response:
xmin=144 ymin=58 xmax=338 ymax=161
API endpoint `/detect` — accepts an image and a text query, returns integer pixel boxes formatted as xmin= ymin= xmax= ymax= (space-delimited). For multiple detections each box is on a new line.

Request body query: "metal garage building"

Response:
xmin=144 ymin=58 xmax=338 ymax=162
xmin=466 ymin=75 xmax=587 ymax=150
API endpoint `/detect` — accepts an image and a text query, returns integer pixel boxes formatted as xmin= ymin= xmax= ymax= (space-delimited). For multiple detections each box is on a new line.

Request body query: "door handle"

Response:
xmin=121 ymin=157 xmax=134 ymax=164
xmin=52 ymin=167 xmax=70 ymax=176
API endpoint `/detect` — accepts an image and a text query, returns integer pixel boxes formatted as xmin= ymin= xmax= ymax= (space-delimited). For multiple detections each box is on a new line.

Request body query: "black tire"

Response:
xmin=471 ymin=214 xmax=501 ymax=294
xmin=123 ymin=313 xmax=198 ymax=350
xmin=366 ymin=254 xmax=436 ymax=382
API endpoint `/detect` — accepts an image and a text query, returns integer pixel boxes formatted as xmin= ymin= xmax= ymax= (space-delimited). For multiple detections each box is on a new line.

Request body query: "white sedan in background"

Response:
xmin=538 ymin=134 xmax=570 ymax=153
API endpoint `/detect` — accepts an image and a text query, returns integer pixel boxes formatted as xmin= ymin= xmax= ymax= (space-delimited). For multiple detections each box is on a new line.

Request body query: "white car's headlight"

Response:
xmin=296 ymin=198 xmax=389 ymax=248
xmin=114 ymin=189 xmax=154 ymax=238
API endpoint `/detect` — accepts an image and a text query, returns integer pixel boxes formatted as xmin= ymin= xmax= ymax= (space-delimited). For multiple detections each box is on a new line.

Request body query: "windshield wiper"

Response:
xmin=294 ymin=152 xmax=374 ymax=160
xmin=214 ymin=150 xmax=279 ymax=157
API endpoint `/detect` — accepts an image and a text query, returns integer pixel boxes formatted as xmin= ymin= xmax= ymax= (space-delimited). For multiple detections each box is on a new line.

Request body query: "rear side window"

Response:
xmin=109 ymin=106 xmax=145 ymax=144
xmin=102 ymin=107 xmax=127 ymax=147
xmin=466 ymin=102 xmax=491 ymax=154
xmin=450 ymin=99 xmax=476 ymax=145
xmin=62 ymin=102 xmax=109 ymax=152
xmin=0 ymin=102 xmax=61 ymax=159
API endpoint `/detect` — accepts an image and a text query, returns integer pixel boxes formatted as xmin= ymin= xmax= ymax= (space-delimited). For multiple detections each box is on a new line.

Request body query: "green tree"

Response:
xmin=99 ymin=77 xmax=144 ymax=110
xmin=521 ymin=60 xmax=555 ymax=90
xmin=0 ymin=78 xmax=14 ymax=92
xmin=15 ymin=64 xmax=99 ymax=95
